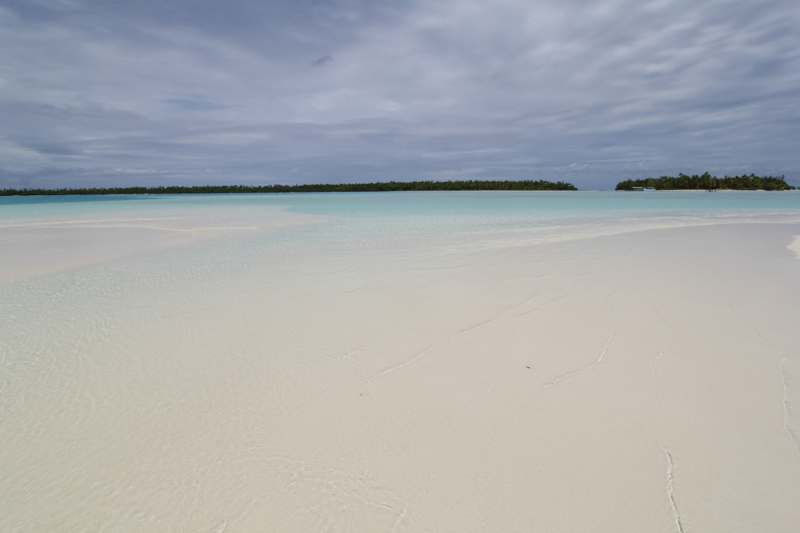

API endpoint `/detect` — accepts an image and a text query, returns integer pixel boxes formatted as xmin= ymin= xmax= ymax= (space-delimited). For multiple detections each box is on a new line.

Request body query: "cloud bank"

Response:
xmin=1 ymin=0 xmax=799 ymax=189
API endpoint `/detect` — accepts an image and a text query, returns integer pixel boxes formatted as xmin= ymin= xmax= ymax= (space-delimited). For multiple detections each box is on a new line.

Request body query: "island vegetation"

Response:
xmin=0 ymin=179 xmax=577 ymax=196
xmin=616 ymin=173 xmax=795 ymax=191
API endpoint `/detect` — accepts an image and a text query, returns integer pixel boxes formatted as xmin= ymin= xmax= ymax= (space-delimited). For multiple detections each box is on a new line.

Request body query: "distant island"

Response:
xmin=0 ymin=179 xmax=577 ymax=196
xmin=616 ymin=173 xmax=795 ymax=191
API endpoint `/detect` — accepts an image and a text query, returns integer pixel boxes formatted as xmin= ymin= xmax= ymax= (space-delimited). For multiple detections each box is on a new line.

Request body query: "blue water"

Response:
xmin=3 ymin=191 xmax=799 ymax=226
xmin=4 ymin=191 xmax=800 ymax=265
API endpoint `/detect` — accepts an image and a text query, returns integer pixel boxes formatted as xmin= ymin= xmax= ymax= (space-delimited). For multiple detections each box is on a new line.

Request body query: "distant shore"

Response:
xmin=0 ymin=179 xmax=577 ymax=196
xmin=616 ymin=172 xmax=795 ymax=191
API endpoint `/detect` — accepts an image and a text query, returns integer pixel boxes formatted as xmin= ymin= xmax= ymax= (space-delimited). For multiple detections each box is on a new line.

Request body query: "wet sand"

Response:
xmin=0 ymin=204 xmax=318 ymax=281
xmin=1 ymin=216 xmax=799 ymax=532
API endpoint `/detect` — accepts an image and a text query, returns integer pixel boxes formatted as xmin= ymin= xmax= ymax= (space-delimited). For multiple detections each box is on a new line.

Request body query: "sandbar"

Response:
xmin=1 ymin=213 xmax=799 ymax=532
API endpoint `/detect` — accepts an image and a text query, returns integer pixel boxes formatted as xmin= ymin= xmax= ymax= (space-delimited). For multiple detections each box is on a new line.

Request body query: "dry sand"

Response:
xmin=1 ymin=217 xmax=799 ymax=532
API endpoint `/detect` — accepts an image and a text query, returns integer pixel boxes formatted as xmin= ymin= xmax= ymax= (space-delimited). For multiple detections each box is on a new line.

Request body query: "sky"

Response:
xmin=1 ymin=0 xmax=799 ymax=190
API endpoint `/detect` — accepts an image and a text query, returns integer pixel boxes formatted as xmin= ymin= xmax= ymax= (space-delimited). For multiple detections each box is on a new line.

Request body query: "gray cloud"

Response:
xmin=1 ymin=0 xmax=799 ymax=189
xmin=165 ymin=98 xmax=231 ymax=111
xmin=313 ymin=55 xmax=333 ymax=67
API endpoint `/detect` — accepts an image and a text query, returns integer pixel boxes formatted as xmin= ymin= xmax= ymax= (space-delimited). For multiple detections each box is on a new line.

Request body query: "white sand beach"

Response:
xmin=1 ymin=198 xmax=800 ymax=532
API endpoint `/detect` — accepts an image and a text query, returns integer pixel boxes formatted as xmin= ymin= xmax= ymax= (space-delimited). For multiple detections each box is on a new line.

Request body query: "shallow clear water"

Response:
xmin=5 ymin=191 xmax=799 ymax=259
xmin=4 ymin=190 xmax=800 ymax=223
xmin=2 ymin=191 xmax=800 ymax=532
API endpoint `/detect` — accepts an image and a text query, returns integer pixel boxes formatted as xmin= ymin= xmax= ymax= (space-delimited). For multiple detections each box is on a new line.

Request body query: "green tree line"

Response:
xmin=1 ymin=179 xmax=577 ymax=196
xmin=615 ymin=173 xmax=795 ymax=191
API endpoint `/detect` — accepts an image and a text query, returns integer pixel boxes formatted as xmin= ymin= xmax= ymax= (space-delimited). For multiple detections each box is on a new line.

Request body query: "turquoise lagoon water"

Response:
xmin=4 ymin=190 xmax=800 ymax=222
xmin=4 ymin=190 xmax=799 ymax=316
xmin=3 ymin=191 xmax=800 ymax=248
xmin=3 ymin=191 xmax=800 ymax=287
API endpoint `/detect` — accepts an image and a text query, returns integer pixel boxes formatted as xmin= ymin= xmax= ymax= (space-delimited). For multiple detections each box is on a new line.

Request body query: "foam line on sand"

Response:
xmin=544 ymin=289 xmax=617 ymax=388
xmin=662 ymin=447 xmax=685 ymax=533
xmin=377 ymin=292 xmax=538 ymax=377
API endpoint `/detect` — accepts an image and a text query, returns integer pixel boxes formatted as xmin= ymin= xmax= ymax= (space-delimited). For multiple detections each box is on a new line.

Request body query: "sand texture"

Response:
xmin=1 ymin=203 xmax=800 ymax=532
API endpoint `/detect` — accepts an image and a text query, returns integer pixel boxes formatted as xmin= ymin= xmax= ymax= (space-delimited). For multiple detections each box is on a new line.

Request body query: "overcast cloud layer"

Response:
xmin=1 ymin=0 xmax=799 ymax=189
